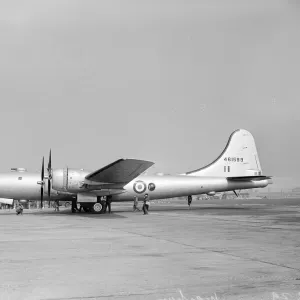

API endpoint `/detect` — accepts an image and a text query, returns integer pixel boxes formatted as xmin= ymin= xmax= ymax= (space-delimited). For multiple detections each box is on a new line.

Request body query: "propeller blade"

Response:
xmin=41 ymin=156 xmax=44 ymax=208
xmin=41 ymin=186 xmax=44 ymax=208
xmin=41 ymin=156 xmax=44 ymax=181
xmin=47 ymin=149 xmax=52 ymax=178
xmin=47 ymin=149 xmax=52 ymax=198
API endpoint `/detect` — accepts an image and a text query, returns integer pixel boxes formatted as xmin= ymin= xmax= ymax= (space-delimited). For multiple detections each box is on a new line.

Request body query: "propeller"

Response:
xmin=47 ymin=149 xmax=52 ymax=197
xmin=40 ymin=156 xmax=45 ymax=208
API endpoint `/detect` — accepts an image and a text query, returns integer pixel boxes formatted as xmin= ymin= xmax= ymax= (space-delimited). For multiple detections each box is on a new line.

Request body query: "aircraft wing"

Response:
xmin=85 ymin=159 xmax=154 ymax=184
xmin=227 ymin=176 xmax=272 ymax=181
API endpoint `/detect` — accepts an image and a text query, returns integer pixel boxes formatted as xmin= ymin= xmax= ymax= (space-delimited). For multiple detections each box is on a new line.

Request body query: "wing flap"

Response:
xmin=85 ymin=158 xmax=154 ymax=184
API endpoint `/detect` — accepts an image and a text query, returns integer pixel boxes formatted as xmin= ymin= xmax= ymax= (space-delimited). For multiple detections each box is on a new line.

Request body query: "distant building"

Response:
xmin=221 ymin=190 xmax=250 ymax=200
xmin=287 ymin=187 xmax=300 ymax=198
xmin=291 ymin=187 xmax=300 ymax=195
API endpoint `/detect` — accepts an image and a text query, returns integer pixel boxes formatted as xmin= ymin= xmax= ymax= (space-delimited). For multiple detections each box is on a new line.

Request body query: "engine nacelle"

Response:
xmin=51 ymin=169 xmax=64 ymax=191
xmin=207 ymin=191 xmax=216 ymax=196
xmin=52 ymin=168 xmax=89 ymax=192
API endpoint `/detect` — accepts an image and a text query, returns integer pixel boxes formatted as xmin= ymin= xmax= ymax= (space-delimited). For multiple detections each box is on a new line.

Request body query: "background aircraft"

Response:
xmin=0 ymin=129 xmax=272 ymax=214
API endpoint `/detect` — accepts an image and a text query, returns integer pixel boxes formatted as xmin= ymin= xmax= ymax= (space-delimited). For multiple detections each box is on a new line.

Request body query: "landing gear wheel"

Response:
xmin=90 ymin=202 xmax=103 ymax=214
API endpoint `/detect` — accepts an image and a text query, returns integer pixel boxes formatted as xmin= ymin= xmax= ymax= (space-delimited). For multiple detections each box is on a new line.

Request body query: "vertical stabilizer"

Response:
xmin=185 ymin=129 xmax=263 ymax=177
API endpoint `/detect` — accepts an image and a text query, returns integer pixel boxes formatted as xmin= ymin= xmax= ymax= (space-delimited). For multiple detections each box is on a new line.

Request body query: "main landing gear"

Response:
xmin=73 ymin=197 xmax=107 ymax=214
xmin=89 ymin=200 xmax=107 ymax=214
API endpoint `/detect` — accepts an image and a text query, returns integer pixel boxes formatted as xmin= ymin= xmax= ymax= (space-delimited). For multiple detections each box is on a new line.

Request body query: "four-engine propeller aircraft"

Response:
xmin=0 ymin=129 xmax=272 ymax=213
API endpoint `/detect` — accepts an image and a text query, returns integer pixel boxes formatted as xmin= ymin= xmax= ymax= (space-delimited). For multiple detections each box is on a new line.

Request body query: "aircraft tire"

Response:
xmin=90 ymin=202 xmax=104 ymax=214
xmin=65 ymin=202 xmax=71 ymax=208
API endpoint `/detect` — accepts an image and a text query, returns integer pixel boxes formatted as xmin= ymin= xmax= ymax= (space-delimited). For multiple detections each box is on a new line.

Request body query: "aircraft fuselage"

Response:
xmin=112 ymin=174 xmax=270 ymax=201
xmin=0 ymin=171 xmax=270 ymax=203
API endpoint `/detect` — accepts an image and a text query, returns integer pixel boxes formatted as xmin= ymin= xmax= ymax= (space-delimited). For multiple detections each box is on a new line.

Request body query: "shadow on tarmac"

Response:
xmin=2 ymin=197 xmax=299 ymax=218
xmin=31 ymin=210 xmax=128 ymax=219
xmin=21 ymin=205 xmax=254 ymax=218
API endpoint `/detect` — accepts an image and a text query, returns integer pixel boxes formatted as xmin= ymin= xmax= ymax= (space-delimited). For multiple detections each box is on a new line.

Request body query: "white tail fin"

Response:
xmin=185 ymin=129 xmax=263 ymax=177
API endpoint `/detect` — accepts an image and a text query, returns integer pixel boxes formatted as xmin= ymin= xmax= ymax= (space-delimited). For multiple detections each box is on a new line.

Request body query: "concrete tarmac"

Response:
xmin=1 ymin=198 xmax=300 ymax=300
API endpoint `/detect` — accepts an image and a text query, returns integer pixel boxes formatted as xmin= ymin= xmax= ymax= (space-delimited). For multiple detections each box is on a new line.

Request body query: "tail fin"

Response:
xmin=185 ymin=129 xmax=263 ymax=177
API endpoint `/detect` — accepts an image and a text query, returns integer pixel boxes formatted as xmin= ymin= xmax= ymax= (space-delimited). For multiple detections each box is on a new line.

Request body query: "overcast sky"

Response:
xmin=0 ymin=1 xmax=299 ymax=189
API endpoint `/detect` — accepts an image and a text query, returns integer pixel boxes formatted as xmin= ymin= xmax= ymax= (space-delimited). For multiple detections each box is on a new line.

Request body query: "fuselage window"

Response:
xmin=227 ymin=166 xmax=230 ymax=172
xmin=18 ymin=177 xmax=22 ymax=180
xmin=224 ymin=166 xmax=226 ymax=172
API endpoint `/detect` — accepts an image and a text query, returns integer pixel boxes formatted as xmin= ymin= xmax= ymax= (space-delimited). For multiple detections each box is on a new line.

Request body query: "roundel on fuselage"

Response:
xmin=133 ymin=181 xmax=147 ymax=194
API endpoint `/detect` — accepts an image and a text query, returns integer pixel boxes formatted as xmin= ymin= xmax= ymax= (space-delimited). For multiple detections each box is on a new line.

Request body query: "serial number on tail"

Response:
xmin=224 ymin=157 xmax=243 ymax=162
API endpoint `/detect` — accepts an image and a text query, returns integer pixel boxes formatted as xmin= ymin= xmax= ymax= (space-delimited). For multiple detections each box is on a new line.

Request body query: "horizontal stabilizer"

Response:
xmin=85 ymin=158 xmax=154 ymax=184
xmin=227 ymin=176 xmax=272 ymax=181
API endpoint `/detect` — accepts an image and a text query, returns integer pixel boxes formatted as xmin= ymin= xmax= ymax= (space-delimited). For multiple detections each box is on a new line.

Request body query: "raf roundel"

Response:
xmin=133 ymin=181 xmax=147 ymax=194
